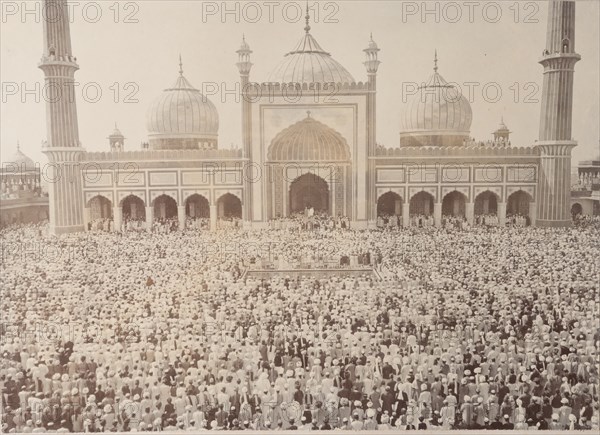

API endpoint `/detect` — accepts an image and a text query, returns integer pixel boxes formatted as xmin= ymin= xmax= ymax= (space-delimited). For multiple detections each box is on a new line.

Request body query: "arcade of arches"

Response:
xmin=373 ymin=189 xmax=536 ymax=227
xmin=85 ymin=192 xmax=244 ymax=231
xmin=85 ymin=188 xmax=538 ymax=230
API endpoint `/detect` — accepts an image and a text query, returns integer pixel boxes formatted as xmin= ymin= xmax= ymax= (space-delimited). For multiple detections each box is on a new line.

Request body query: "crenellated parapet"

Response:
xmin=83 ymin=148 xmax=244 ymax=162
xmin=244 ymin=81 xmax=373 ymax=97
xmin=375 ymin=145 xmax=540 ymax=158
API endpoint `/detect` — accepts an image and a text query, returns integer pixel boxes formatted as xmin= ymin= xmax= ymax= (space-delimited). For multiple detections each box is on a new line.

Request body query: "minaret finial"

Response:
xmin=434 ymin=49 xmax=438 ymax=73
xmin=370 ymin=32 xmax=373 ymax=41
xmin=17 ymin=140 xmax=20 ymax=151
xmin=304 ymin=1 xmax=311 ymax=33
xmin=179 ymin=54 xmax=183 ymax=76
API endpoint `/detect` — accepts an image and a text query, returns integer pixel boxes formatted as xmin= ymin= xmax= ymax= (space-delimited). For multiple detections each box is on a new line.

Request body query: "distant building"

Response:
xmin=0 ymin=143 xmax=48 ymax=227
xmin=571 ymin=158 xmax=600 ymax=217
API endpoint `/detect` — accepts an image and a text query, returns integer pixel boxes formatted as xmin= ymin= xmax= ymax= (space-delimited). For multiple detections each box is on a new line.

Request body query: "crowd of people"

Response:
xmin=1 ymin=217 xmax=599 ymax=432
xmin=269 ymin=214 xmax=351 ymax=231
xmin=92 ymin=213 xmax=526 ymax=235
xmin=474 ymin=215 xmax=500 ymax=226
xmin=380 ymin=214 xmax=519 ymax=229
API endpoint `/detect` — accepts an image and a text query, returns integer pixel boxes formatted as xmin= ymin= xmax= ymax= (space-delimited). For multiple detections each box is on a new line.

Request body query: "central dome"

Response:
xmin=267 ymin=16 xmax=354 ymax=84
xmin=268 ymin=113 xmax=351 ymax=161
xmin=400 ymin=54 xmax=472 ymax=147
xmin=146 ymin=61 xmax=219 ymax=150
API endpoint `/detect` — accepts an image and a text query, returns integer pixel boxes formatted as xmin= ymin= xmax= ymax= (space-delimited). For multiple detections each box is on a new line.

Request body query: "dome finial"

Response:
xmin=16 ymin=140 xmax=20 ymax=151
xmin=306 ymin=110 xmax=311 ymax=118
xmin=179 ymin=54 xmax=183 ymax=76
xmin=304 ymin=1 xmax=311 ymax=33
xmin=434 ymin=49 xmax=438 ymax=73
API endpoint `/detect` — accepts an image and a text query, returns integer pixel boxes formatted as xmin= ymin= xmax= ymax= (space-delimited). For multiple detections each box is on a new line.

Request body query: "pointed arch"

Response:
xmin=474 ymin=190 xmax=499 ymax=216
xmin=409 ymin=191 xmax=434 ymax=217
xmin=121 ymin=194 xmax=146 ymax=221
xmin=377 ymin=191 xmax=403 ymax=217
xmin=152 ymin=194 xmax=178 ymax=220
xmin=216 ymin=193 xmax=242 ymax=219
xmin=442 ymin=190 xmax=467 ymax=217
xmin=185 ymin=194 xmax=210 ymax=218
xmin=87 ymin=195 xmax=113 ymax=220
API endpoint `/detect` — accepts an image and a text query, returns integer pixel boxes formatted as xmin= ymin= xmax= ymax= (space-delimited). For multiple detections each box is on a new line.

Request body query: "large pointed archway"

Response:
xmin=289 ymin=173 xmax=329 ymax=215
xmin=266 ymin=113 xmax=351 ymax=220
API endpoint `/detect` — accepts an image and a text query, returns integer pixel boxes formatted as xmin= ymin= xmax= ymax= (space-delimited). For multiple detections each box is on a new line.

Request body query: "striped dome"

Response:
xmin=400 ymin=58 xmax=472 ymax=146
xmin=267 ymin=28 xmax=354 ymax=85
xmin=146 ymin=71 xmax=218 ymax=150
xmin=268 ymin=114 xmax=351 ymax=161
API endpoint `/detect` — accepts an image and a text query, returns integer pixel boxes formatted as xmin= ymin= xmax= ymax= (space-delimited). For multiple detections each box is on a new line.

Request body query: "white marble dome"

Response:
xmin=146 ymin=70 xmax=218 ymax=150
xmin=400 ymin=60 xmax=472 ymax=147
xmin=267 ymin=24 xmax=354 ymax=85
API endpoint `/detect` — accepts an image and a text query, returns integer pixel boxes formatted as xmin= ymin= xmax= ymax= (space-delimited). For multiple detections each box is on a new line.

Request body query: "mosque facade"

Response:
xmin=37 ymin=0 xmax=581 ymax=234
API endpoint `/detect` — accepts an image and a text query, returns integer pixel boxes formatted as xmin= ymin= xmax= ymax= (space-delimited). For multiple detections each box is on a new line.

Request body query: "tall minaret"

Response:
xmin=39 ymin=0 xmax=85 ymax=234
xmin=536 ymin=0 xmax=581 ymax=227
xmin=237 ymin=35 xmax=253 ymax=222
xmin=364 ymin=33 xmax=380 ymax=225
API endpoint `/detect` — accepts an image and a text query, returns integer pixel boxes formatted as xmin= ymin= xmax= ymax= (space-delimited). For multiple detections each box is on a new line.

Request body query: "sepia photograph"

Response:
xmin=0 ymin=0 xmax=599 ymax=433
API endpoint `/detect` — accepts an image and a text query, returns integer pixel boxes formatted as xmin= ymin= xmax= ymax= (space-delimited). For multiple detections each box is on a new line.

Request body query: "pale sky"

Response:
xmin=1 ymin=0 xmax=599 ymax=166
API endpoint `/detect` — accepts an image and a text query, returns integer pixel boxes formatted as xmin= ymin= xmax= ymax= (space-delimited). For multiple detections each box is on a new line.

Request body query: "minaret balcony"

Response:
xmin=538 ymin=51 xmax=581 ymax=65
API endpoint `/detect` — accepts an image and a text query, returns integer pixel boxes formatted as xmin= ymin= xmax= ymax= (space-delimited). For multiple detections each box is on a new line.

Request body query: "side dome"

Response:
xmin=146 ymin=61 xmax=218 ymax=150
xmin=400 ymin=54 xmax=472 ymax=147
xmin=266 ymin=12 xmax=354 ymax=84
xmin=268 ymin=113 xmax=351 ymax=161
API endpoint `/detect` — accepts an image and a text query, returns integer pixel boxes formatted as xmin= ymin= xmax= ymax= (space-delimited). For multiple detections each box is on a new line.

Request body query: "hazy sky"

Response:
xmin=1 ymin=0 xmax=599 ymax=166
